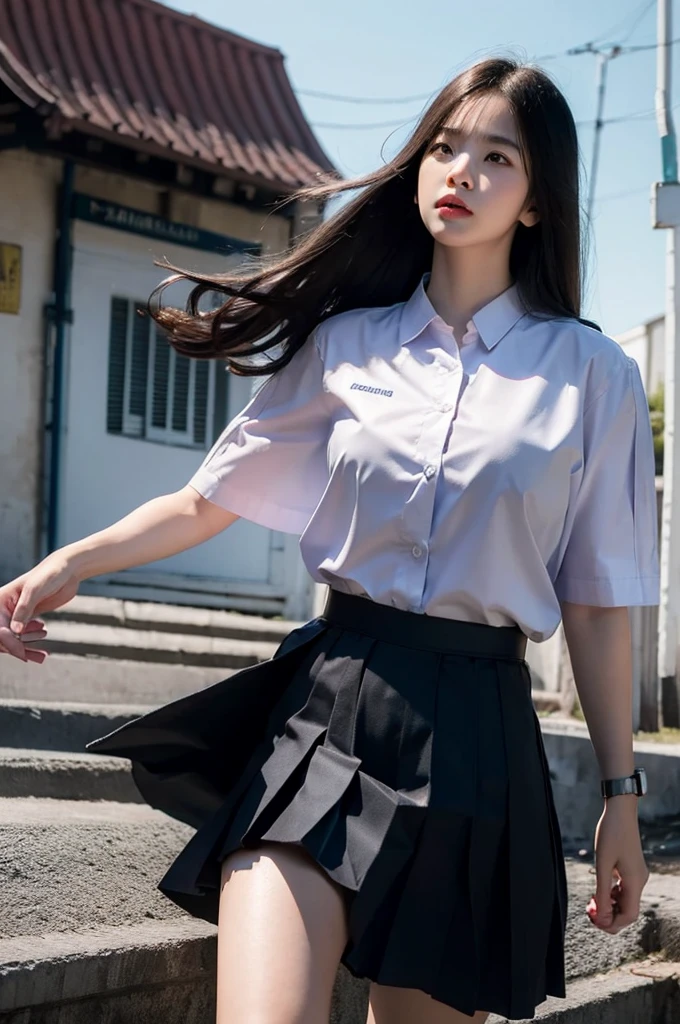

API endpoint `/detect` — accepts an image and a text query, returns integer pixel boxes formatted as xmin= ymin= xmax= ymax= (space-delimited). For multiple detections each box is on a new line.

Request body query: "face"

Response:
xmin=416 ymin=92 xmax=539 ymax=249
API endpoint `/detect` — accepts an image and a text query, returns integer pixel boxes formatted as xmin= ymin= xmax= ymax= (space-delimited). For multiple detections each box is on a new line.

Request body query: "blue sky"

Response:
xmin=167 ymin=0 xmax=675 ymax=337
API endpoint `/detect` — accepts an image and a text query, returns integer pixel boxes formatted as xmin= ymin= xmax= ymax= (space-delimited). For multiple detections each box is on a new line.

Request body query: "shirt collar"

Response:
xmin=398 ymin=273 xmax=528 ymax=351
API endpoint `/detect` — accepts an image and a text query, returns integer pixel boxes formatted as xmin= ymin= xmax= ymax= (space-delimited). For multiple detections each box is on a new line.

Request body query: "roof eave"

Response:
xmin=48 ymin=114 xmax=325 ymax=196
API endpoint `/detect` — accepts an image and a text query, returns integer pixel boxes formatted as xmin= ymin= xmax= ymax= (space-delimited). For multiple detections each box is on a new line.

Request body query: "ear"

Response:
xmin=519 ymin=202 xmax=540 ymax=228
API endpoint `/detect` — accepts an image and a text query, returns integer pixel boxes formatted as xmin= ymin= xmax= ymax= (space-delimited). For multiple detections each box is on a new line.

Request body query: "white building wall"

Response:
xmin=615 ymin=314 xmax=665 ymax=395
xmin=0 ymin=150 xmax=61 ymax=583
xmin=0 ymin=152 xmax=318 ymax=617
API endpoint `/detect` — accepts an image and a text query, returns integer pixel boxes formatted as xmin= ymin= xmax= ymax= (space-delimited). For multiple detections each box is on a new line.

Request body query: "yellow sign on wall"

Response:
xmin=0 ymin=243 xmax=22 ymax=315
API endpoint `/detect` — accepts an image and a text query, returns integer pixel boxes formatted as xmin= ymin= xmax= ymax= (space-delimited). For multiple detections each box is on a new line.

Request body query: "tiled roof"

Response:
xmin=0 ymin=0 xmax=334 ymax=190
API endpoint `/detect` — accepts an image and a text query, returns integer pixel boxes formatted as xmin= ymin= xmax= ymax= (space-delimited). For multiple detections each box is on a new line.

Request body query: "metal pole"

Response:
xmin=42 ymin=159 xmax=74 ymax=560
xmin=654 ymin=0 xmax=680 ymax=727
xmin=568 ymin=42 xmax=621 ymax=220
xmin=588 ymin=53 xmax=609 ymax=224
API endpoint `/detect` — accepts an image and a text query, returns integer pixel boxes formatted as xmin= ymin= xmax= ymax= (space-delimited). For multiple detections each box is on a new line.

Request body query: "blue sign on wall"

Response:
xmin=71 ymin=193 xmax=261 ymax=256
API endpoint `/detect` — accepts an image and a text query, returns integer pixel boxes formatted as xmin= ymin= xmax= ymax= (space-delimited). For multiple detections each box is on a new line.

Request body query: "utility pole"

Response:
xmin=567 ymin=42 xmax=622 ymax=222
xmin=653 ymin=0 xmax=680 ymax=728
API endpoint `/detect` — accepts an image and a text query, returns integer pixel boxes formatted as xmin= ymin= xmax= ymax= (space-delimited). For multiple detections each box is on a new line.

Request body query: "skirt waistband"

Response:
xmin=322 ymin=590 xmax=528 ymax=661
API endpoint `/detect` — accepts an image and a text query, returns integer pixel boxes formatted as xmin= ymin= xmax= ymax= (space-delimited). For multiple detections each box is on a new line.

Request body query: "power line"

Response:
xmin=311 ymin=101 xmax=680 ymax=132
xmin=618 ymin=0 xmax=656 ymax=44
xmin=297 ymin=88 xmax=434 ymax=106
xmin=299 ymin=36 xmax=680 ymax=114
xmin=596 ymin=184 xmax=649 ymax=203
xmin=589 ymin=0 xmax=656 ymax=47
xmin=311 ymin=116 xmax=417 ymax=130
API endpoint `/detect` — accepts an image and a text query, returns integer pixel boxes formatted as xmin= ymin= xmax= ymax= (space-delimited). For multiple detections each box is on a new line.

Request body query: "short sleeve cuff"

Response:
xmin=188 ymin=468 xmax=313 ymax=535
xmin=554 ymin=573 xmax=660 ymax=606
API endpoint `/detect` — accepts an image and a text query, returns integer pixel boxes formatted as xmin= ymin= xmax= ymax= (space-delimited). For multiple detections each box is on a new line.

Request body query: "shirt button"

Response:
xmin=412 ymin=545 xmax=423 ymax=558
xmin=441 ymin=402 xmax=453 ymax=413
xmin=424 ymin=464 xmax=436 ymax=479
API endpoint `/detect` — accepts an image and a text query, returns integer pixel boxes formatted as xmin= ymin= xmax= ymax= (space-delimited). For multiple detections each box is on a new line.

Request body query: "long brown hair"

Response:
xmin=150 ymin=56 xmax=595 ymax=377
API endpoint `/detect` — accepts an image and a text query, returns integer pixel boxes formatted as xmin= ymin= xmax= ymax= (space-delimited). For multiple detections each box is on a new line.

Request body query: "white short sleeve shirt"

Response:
xmin=189 ymin=275 xmax=660 ymax=641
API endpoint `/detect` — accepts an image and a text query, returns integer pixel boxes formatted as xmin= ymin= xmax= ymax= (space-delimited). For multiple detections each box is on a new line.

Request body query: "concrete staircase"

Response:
xmin=0 ymin=595 xmax=678 ymax=1023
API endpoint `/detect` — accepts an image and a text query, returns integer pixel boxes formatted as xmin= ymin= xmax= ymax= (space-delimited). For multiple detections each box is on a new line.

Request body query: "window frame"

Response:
xmin=106 ymin=294 xmax=217 ymax=450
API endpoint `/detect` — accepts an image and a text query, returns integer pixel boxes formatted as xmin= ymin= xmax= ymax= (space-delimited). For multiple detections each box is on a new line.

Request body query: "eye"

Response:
xmin=486 ymin=151 xmax=511 ymax=165
xmin=430 ymin=141 xmax=452 ymax=155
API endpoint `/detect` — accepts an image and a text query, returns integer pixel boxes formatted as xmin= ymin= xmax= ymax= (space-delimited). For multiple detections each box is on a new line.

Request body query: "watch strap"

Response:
xmin=601 ymin=767 xmax=647 ymax=798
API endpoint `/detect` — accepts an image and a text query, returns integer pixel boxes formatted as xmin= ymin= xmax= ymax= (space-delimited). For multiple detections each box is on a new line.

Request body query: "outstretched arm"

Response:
xmin=0 ymin=486 xmax=238 ymax=662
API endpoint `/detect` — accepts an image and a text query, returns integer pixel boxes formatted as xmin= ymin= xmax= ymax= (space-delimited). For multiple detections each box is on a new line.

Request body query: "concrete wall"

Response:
xmin=542 ymin=718 xmax=680 ymax=841
xmin=0 ymin=150 xmax=61 ymax=583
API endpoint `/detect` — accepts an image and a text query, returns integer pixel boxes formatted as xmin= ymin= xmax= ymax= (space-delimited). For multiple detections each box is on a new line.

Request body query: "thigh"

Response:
xmin=366 ymin=982 xmax=490 ymax=1024
xmin=216 ymin=840 xmax=350 ymax=1024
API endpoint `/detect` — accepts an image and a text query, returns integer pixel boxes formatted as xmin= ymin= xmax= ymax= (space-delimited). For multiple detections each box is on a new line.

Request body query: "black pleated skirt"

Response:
xmin=86 ymin=590 xmax=568 ymax=1020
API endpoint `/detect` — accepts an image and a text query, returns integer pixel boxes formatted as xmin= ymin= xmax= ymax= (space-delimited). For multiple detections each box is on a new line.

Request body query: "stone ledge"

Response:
xmin=489 ymin=958 xmax=680 ymax=1023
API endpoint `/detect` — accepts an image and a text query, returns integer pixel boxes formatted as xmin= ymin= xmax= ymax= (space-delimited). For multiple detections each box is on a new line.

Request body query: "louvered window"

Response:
xmin=106 ymin=296 xmax=218 ymax=448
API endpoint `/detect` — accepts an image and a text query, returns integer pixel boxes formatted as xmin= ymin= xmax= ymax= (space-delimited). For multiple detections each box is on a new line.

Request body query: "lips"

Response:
xmin=435 ymin=194 xmax=472 ymax=213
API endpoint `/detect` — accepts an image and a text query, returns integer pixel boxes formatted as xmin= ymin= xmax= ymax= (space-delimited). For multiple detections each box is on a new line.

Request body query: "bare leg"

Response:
xmin=366 ymin=982 xmax=490 ymax=1024
xmin=216 ymin=840 xmax=350 ymax=1024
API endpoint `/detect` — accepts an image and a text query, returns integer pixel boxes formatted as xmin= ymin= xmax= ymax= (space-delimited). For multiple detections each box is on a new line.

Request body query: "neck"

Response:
xmin=426 ymin=237 xmax=514 ymax=341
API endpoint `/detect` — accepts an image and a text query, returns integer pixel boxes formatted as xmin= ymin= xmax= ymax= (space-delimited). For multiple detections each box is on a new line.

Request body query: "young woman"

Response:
xmin=0 ymin=57 xmax=659 ymax=1023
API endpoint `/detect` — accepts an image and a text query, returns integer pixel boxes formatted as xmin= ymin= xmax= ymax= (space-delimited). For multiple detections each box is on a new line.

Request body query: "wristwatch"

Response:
xmin=601 ymin=767 xmax=647 ymax=799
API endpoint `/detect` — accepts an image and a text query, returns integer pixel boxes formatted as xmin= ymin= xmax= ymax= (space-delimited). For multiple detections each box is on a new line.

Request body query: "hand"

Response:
xmin=0 ymin=552 xmax=82 ymax=664
xmin=586 ymin=796 xmax=649 ymax=934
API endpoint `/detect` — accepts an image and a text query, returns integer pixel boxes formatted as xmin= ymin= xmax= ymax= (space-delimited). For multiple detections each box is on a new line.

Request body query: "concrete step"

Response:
xmin=0 ymin=918 xmax=220 ymax=1024
xmin=489 ymin=959 xmax=680 ymax=1023
xmin=0 ymin=697 xmax=152 ymax=752
xmin=44 ymin=594 xmax=300 ymax=644
xmin=0 ymin=748 xmax=139 ymax=801
xmin=0 ymin=652 xmax=233 ymax=705
xmin=1 ymin=924 xmax=676 ymax=1024
xmin=0 ymin=796 xmax=365 ymax=1023
xmin=0 ymin=798 xmax=194 ymax=936
xmin=37 ymin=620 xmax=278 ymax=668
xmin=0 ymin=917 xmax=366 ymax=1024
xmin=0 ymin=795 xmax=677 ymax=973
xmin=0 ymin=797 xmax=679 ymax=1021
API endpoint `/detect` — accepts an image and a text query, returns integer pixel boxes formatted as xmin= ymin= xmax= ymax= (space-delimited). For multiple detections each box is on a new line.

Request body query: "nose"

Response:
xmin=446 ymin=151 xmax=473 ymax=190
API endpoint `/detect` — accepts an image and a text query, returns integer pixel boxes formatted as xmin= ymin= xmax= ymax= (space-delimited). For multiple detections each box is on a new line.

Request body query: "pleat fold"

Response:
xmin=85 ymin=617 xmax=331 ymax=828
xmin=496 ymin=659 xmax=565 ymax=1018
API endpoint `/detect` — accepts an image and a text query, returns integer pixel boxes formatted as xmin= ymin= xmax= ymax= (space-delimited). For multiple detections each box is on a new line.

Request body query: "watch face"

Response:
xmin=636 ymin=768 xmax=648 ymax=795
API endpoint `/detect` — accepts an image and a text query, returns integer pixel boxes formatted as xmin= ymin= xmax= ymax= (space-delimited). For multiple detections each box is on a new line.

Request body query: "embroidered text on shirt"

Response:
xmin=350 ymin=383 xmax=394 ymax=397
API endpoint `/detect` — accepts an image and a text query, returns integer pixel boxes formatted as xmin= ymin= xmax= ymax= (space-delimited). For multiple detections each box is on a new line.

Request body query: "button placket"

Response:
xmin=400 ymin=350 xmax=456 ymax=609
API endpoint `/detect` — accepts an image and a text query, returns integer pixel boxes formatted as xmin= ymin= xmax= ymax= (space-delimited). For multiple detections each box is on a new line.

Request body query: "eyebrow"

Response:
xmin=438 ymin=126 xmax=521 ymax=154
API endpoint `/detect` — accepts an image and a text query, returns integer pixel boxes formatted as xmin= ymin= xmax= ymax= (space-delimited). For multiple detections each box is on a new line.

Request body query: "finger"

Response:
xmin=0 ymin=631 xmax=47 ymax=655
xmin=607 ymin=878 xmax=643 ymax=933
xmin=592 ymin=865 xmax=617 ymax=929
xmin=0 ymin=627 xmax=28 ymax=662
xmin=589 ymin=879 xmax=639 ymax=934
xmin=24 ymin=618 xmax=46 ymax=633
xmin=23 ymin=648 xmax=49 ymax=665
xmin=9 ymin=589 xmax=37 ymax=634
xmin=17 ymin=630 xmax=48 ymax=644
